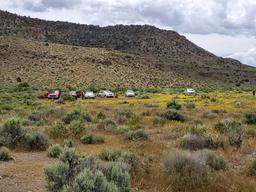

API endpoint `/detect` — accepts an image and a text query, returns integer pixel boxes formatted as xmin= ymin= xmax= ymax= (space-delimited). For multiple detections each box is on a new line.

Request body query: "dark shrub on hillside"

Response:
xmin=181 ymin=134 xmax=216 ymax=150
xmin=162 ymin=109 xmax=185 ymax=122
xmin=0 ymin=147 xmax=11 ymax=161
xmin=62 ymin=110 xmax=92 ymax=124
xmin=125 ymin=129 xmax=148 ymax=141
xmin=0 ymin=118 xmax=26 ymax=148
xmin=25 ymin=132 xmax=49 ymax=151
xmin=248 ymin=160 xmax=256 ymax=176
xmin=164 ymin=149 xmax=208 ymax=190
xmin=167 ymin=100 xmax=182 ymax=110
xmin=47 ymin=144 xmax=63 ymax=158
xmin=80 ymin=135 xmax=105 ymax=144
xmin=245 ymin=113 xmax=256 ymax=124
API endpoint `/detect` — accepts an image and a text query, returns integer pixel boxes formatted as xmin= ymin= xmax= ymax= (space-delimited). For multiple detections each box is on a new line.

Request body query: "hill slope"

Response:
xmin=0 ymin=36 xmax=201 ymax=88
xmin=0 ymin=10 xmax=255 ymax=86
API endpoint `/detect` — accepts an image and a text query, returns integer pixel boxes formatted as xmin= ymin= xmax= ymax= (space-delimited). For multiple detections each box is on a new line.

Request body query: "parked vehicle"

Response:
xmin=125 ymin=90 xmax=136 ymax=97
xmin=98 ymin=90 xmax=115 ymax=98
xmin=48 ymin=90 xmax=61 ymax=99
xmin=184 ymin=88 xmax=196 ymax=96
xmin=83 ymin=91 xmax=96 ymax=99
xmin=69 ymin=91 xmax=82 ymax=99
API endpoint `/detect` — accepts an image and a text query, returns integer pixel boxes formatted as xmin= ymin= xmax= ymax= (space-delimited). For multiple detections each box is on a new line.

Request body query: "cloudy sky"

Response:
xmin=1 ymin=0 xmax=256 ymax=67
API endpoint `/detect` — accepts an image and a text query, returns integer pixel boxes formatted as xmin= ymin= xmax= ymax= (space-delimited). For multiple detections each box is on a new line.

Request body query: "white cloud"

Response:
xmin=229 ymin=48 xmax=256 ymax=67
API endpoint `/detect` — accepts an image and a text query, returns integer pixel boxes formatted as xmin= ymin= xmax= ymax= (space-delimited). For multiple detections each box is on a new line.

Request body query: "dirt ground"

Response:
xmin=0 ymin=151 xmax=57 ymax=192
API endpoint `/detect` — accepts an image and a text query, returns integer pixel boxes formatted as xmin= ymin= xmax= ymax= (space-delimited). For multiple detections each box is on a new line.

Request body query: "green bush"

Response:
xmin=198 ymin=150 xmax=227 ymax=170
xmin=164 ymin=149 xmax=208 ymax=190
xmin=49 ymin=121 xmax=68 ymax=138
xmin=105 ymin=163 xmax=131 ymax=192
xmin=0 ymin=118 xmax=26 ymax=148
xmin=0 ymin=147 xmax=11 ymax=161
xmin=248 ymin=160 xmax=256 ymax=176
xmin=245 ymin=113 xmax=256 ymax=124
xmin=100 ymin=149 xmax=138 ymax=170
xmin=45 ymin=162 xmax=70 ymax=191
xmin=167 ymin=100 xmax=182 ymax=110
xmin=162 ymin=109 xmax=185 ymax=122
xmin=80 ymin=134 xmax=105 ymax=144
xmin=125 ymin=129 xmax=148 ymax=141
xmin=47 ymin=144 xmax=63 ymax=158
xmin=186 ymin=102 xmax=196 ymax=109
xmin=62 ymin=110 xmax=91 ymax=124
xmin=72 ymin=169 xmax=118 ymax=192
xmin=181 ymin=134 xmax=216 ymax=150
xmin=64 ymin=139 xmax=74 ymax=148
xmin=98 ymin=120 xmax=117 ymax=131
xmin=100 ymin=149 xmax=123 ymax=161
xmin=68 ymin=120 xmax=85 ymax=137
xmin=187 ymin=125 xmax=206 ymax=136
xmin=25 ymin=132 xmax=48 ymax=150
xmin=215 ymin=118 xmax=241 ymax=133
xmin=44 ymin=147 xmax=131 ymax=192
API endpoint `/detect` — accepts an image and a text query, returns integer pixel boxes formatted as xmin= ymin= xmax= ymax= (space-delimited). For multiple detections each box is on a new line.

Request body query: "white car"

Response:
xmin=48 ymin=90 xmax=61 ymax=99
xmin=184 ymin=88 xmax=196 ymax=96
xmin=83 ymin=91 xmax=96 ymax=99
xmin=98 ymin=90 xmax=115 ymax=98
xmin=125 ymin=90 xmax=136 ymax=97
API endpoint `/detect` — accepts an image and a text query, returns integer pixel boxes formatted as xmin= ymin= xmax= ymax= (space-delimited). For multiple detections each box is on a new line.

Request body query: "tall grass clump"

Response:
xmin=125 ymin=129 xmax=148 ymax=141
xmin=62 ymin=110 xmax=92 ymax=124
xmin=164 ymin=149 xmax=208 ymax=190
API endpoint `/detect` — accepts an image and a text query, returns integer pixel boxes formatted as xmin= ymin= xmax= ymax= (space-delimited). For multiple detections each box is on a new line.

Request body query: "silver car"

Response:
xmin=83 ymin=91 xmax=96 ymax=99
xmin=98 ymin=90 xmax=115 ymax=98
xmin=125 ymin=90 xmax=136 ymax=97
xmin=184 ymin=88 xmax=196 ymax=96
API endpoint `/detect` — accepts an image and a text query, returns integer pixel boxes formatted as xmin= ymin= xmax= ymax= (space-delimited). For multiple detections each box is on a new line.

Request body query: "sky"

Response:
xmin=0 ymin=0 xmax=256 ymax=67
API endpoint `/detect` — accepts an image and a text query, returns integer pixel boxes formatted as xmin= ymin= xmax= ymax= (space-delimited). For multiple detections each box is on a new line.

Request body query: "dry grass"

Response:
xmin=0 ymin=90 xmax=256 ymax=192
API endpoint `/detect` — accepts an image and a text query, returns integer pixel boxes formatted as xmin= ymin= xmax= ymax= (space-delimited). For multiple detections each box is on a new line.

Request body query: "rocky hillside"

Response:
xmin=0 ymin=10 xmax=255 ymax=86
xmin=0 ymin=36 xmax=201 ymax=88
